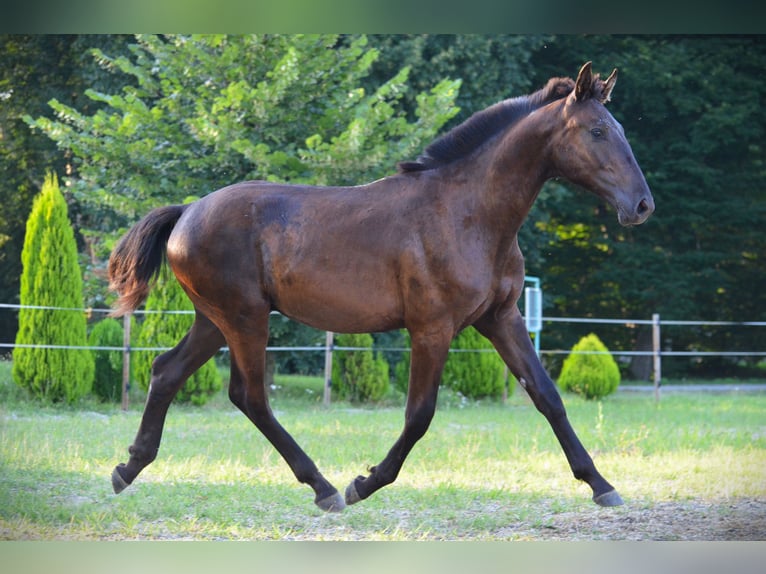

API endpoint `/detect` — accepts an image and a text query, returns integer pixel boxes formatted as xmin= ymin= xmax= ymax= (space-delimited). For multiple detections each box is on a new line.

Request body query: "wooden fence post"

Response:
xmin=652 ymin=313 xmax=661 ymax=402
xmin=121 ymin=313 xmax=131 ymax=411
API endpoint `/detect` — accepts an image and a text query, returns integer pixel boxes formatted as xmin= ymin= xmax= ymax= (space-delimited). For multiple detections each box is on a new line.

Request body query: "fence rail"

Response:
xmin=3 ymin=303 xmax=764 ymax=406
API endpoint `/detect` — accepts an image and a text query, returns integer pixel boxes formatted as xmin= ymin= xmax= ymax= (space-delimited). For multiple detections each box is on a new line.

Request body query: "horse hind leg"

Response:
xmin=225 ymin=310 xmax=345 ymax=512
xmin=112 ymin=312 xmax=224 ymax=493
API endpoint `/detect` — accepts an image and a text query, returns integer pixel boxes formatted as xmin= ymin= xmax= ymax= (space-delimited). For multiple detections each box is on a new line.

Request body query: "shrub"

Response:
xmin=133 ymin=268 xmax=222 ymax=406
xmin=13 ymin=173 xmax=94 ymax=403
xmin=557 ymin=333 xmax=620 ymax=400
xmin=332 ymin=332 xmax=390 ymax=403
xmin=88 ymin=318 xmax=124 ymax=402
xmin=442 ymin=327 xmax=506 ymax=400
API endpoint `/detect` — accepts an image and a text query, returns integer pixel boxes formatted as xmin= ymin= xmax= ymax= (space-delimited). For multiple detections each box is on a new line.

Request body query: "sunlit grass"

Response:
xmin=1 ymin=379 xmax=764 ymax=540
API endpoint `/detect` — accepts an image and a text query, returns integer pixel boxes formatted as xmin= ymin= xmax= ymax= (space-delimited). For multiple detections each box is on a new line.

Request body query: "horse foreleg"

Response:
xmin=226 ymin=329 xmax=345 ymax=513
xmin=475 ymin=308 xmax=624 ymax=507
xmin=345 ymin=329 xmax=450 ymax=505
xmin=112 ymin=312 xmax=224 ymax=493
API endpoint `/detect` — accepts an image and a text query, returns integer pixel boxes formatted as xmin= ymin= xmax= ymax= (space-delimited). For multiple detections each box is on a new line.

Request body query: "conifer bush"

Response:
xmin=557 ymin=333 xmax=620 ymax=400
xmin=332 ymin=332 xmax=390 ymax=403
xmin=442 ymin=327 xmax=506 ymax=400
xmin=88 ymin=317 xmax=124 ymax=402
xmin=13 ymin=173 xmax=94 ymax=403
xmin=133 ymin=268 xmax=222 ymax=406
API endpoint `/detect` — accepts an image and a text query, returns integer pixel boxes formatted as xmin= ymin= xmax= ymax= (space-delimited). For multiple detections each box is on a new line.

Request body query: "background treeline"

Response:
xmin=1 ymin=34 xmax=764 ymax=383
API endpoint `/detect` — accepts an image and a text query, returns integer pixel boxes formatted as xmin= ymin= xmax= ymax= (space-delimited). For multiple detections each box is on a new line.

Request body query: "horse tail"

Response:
xmin=108 ymin=204 xmax=187 ymax=317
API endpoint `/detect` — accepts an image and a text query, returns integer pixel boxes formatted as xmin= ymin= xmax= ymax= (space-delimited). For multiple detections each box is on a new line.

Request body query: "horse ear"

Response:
xmin=574 ymin=61 xmax=593 ymax=102
xmin=601 ymin=68 xmax=618 ymax=103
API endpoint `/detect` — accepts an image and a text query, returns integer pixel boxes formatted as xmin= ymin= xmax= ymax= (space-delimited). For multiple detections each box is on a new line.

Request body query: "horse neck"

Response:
xmin=477 ymin=108 xmax=558 ymax=232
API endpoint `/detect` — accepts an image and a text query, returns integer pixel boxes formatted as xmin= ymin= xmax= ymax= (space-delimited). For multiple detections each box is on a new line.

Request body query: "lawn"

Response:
xmin=0 ymin=365 xmax=764 ymax=541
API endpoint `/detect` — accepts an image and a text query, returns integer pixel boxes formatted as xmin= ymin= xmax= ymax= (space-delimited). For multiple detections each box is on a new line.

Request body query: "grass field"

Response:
xmin=1 ymin=363 xmax=765 ymax=541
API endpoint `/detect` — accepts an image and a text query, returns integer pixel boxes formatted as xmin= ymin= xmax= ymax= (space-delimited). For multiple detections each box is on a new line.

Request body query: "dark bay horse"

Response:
xmin=108 ymin=62 xmax=654 ymax=512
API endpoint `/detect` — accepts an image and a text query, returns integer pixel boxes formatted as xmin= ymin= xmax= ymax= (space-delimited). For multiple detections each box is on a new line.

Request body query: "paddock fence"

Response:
xmin=1 ymin=303 xmax=765 ymax=407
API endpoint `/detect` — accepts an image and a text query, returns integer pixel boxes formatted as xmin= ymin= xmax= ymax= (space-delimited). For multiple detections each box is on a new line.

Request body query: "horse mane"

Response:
xmin=398 ymin=76 xmax=575 ymax=173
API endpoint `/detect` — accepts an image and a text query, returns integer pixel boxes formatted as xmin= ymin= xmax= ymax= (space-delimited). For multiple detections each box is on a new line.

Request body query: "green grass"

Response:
xmin=1 ymin=361 xmax=765 ymax=540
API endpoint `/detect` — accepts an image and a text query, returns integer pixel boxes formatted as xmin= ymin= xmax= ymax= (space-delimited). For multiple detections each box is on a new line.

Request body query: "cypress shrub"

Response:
xmin=332 ymin=332 xmax=390 ymax=403
xmin=133 ymin=268 xmax=222 ymax=406
xmin=88 ymin=317 xmax=124 ymax=402
xmin=442 ymin=327 xmax=506 ymax=400
xmin=13 ymin=173 xmax=94 ymax=403
xmin=557 ymin=333 xmax=620 ymax=400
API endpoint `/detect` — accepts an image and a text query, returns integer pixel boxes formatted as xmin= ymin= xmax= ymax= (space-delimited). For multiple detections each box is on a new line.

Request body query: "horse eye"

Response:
xmin=591 ymin=127 xmax=604 ymax=138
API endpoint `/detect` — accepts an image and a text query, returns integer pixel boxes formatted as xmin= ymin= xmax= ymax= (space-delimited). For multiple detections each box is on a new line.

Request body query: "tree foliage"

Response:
xmin=27 ymin=34 xmax=460 ymax=242
xmin=0 ymin=35 xmax=131 ymax=343
xmin=12 ymin=173 xmax=94 ymax=403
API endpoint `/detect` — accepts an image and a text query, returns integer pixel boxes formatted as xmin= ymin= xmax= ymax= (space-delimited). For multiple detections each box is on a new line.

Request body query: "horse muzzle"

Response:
xmin=617 ymin=193 xmax=654 ymax=226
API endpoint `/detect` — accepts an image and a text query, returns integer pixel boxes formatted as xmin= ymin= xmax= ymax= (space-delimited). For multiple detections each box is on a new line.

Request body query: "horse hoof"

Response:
xmin=316 ymin=491 xmax=346 ymax=513
xmin=111 ymin=465 xmax=130 ymax=494
xmin=345 ymin=479 xmax=363 ymax=505
xmin=593 ymin=489 xmax=624 ymax=507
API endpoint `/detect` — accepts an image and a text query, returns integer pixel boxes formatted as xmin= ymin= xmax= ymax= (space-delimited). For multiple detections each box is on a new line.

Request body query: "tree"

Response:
xmin=12 ymin=173 xmax=94 ymax=403
xmin=132 ymin=268 xmax=222 ymax=406
xmin=365 ymin=35 xmax=548 ymax=127
xmin=0 ymin=35 xmax=132 ymax=344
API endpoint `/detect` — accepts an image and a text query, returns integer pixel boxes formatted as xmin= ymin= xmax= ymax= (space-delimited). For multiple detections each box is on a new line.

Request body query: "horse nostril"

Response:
xmin=637 ymin=198 xmax=650 ymax=215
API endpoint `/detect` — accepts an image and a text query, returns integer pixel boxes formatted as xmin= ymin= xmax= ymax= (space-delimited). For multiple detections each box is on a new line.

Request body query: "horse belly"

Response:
xmin=261 ymin=229 xmax=404 ymax=334
xmin=272 ymin=268 xmax=404 ymax=334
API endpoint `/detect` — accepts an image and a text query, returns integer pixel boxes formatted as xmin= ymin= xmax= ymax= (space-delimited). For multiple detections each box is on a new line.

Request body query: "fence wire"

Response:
xmin=2 ymin=303 xmax=765 ymax=358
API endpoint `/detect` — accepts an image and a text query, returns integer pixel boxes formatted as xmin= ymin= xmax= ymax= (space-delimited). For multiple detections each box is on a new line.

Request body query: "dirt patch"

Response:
xmin=498 ymin=499 xmax=766 ymax=541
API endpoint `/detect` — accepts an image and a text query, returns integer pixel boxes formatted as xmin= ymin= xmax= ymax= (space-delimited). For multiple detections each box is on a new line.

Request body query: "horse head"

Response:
xmin=552 ymin=62 xmax=655 ymax=226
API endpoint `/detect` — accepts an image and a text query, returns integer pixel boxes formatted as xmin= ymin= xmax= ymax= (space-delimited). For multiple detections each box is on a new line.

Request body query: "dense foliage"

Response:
xmin=12 ymin=173 xmax=94 ymax=403
xmin=557 ymin=333 xmax=621 ymax=400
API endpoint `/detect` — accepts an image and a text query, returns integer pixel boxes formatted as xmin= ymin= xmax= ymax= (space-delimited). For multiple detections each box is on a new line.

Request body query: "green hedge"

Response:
xmin=331 ymin=332 xmax=390 ymax=403
xmin=557 ymin=333 xmax=620 ymax=400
